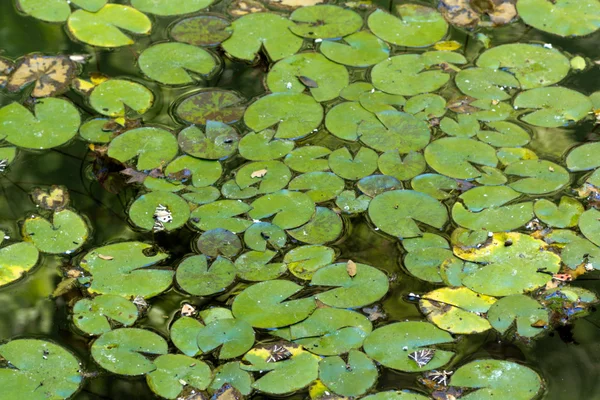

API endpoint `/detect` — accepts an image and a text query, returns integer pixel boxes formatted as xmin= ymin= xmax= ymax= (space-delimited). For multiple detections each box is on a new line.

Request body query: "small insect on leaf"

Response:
xmin=409 ymin=349 xmax=435 ymax=368
xmin=297 ymin=75 xmax=319 ymax=88
xmin=251 ymin=169 xmax=268 ymax=178
xmin=346 ymin=259 xmax=357 ymax=277
xmin=97 ymin=254 xmax=114 ymax=260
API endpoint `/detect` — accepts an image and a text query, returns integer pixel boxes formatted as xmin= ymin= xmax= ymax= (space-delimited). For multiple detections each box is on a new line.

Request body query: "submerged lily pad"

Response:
xmin=517 ymin=0 xmax=600 ymax=37
xmin=146 ymin=354 xmax=212 ymax=399
xmin=0 ymin=241 xmax=39 ymax=288
xmin=73 ymin=294 xmax=138 ymax=335
xmin=368 ymin=6 xmax=448 ymax=47
xmin=23 ymin=209 xmax=88 ymax=254
xmin=178 ymin=122 xmax=239 ymax=160
xmin=170 ymin=14 xmax=232 ymax=46
xmin=175 ymin=89 xmax=246 ymax=126
xmin=131 ymin=0 xmax=214 ymax=16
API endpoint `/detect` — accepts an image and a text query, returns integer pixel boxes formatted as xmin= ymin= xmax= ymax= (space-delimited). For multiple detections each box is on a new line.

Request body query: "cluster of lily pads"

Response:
xmin=1 ymin=0 xmax=600 ymax=399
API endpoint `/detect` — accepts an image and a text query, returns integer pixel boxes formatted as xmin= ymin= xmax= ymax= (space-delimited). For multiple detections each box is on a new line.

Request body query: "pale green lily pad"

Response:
xmin=505 ymin=160 xmax=569 ymax=194
xmin=0 ymin=242 xmax=39 ymax=288
xmin=566 ymin=142 xmax=600 ymax=171
xmin=0 ymin=339 xmax=83 ymax=400
xmin=68 ymin=4 xmax=152 ymax=47
xmin=579 ymin=208 xmax=600 ymax=246
xmin=405 ymin=94 xmax=446 ymax=119
xmin=146 ymin=355 xmax=212 ymax=400
xmin=284 ymin=146 xmax=330 ymax=173
xmin=243 ymin=223 xmax=286 ymax=252
xmin=197 ymin=318 xmax=255 ymax=359
xmin=325 ymin=102 xmax=378 ymax=141
xmin=336 ymin=190 xmax=371 ymax=214
xmin=363 ymin=321 xmax=455 ymax=372
xmin=471 ymin=99 xmax=513 ymax=121
xmin=545 ymin=231 xmax=600 ymax=270
xmin=288 ymin=172 xmax=344 ymax=203
xmin=170 ymin=317 xmax=203 ymax=357
xmin=359 ymin=111 xmax=431 ymax=153
xmin=129 ymin=191 xmax=190 ymax=231
xmin=517 ymin=0 xmax=600 ymax=37
xmin=244 ymin=93 xmax=323 ymax=139
xmin=17 ymin=0 xmax=91 ymax=22
xmin=79 ymin=118 xmax=115 ymax=143
xmin=131 ymin=0 xmax=214 ymax=16
xmin=419 ymin=287 xmax=496 ymax=334
xmin=357 ymin=90 xmax=404 ymax=113
xmin=329 ymin=147 xmax=378 ymax=180
xmin=175 ymin=89 xmax=246 ymax=125
xmin=371 ymin=54 xmax=449 ymax=96
xmin=178 ymin=122 xmax=239 ymax=160
xmin=176 ymin=255 xmax=235 ymax=296
xmin=534 ymin=197 xmax=583 ymax=228
xmin=0 ymin=98 xmax=80 ymax=149
xmin=453 ymin=232 xmax=560 ymax=296
xmin=287 ymin=206 xmax=343 ymax=244
xmin=289 ymin=5 xmax=362 ymax=38
xmin=79 ymin=241 xmax=173 ymax=298
xmin=450 ymin=359 xmax=542 ymax=400
xmin=424 ymin=137 xmax=498 ymax=179
xmin=497 ymin=147 xmax=538 ymax=165
xmin=92 ymin=328 xmax=168 ymax=375
xmin=341 ymin=82 xmax=373 ymax=101
xmin=358 ymin=175 xmax=402 ymax=197
xmin=267 ymin=52 xmax=349 ymax=102
xmin=160 ymin=155 xmax=222 ymax=189
xmin=138 ymin=42 xmax=219 ymax=85
xmin=487 ymin=295 xmax=548 ymax=338
xmin=90 ymin=79 xmax=154 ymax=117
xmin=455 ymin=68 xmax=519 ymax=101
xmin=476 ymin=43 xmax=570 ymax=89
xmin=320 ymin=31 xmax=390 ymax=67
xmin=310 ymin=262 xmax=389 ymax=308
xmin=232 ymin=280 xmax=316 ymax=328
xmin=108 ymin=127 xmax=178 ymax=170
xmin=73 ymin=294 xmax=138 ymax=335
xmin=411 ymin=173 xmax=457 ymax=200
xmin=236 ymin=160 xmax=291 ymax=194
xmin=319 ymin=350 xmax=377 ymax=397
xmin=23 ymin=209 xmax=88 ymax=255
xmin=403 ymin=234 xmax=454 ymax=283
xmin=476 ymin=166 xmax=508 ymax=185
xmin=234 ymin=250 xmax=286 ymax=281
xmin=378 ymin=151 xmax=426 ymax=181
xmin=221 ymin=179 xmax=258 ymax=199
xmin=368 ymin=6 xmax=447 ymax=47
xmin=222 ymin=13 xmax=303 ymax=61
xmin=514 ymin=87 xmax=592 ymax=127
xmin=197 ymin=229 xmax=242 ymax=258
xmin=238 ymin=129 xmax=294 ymax=161
xmin=440 ymin=115 xmax=480 ymax=138
xmin=272 ymin=308 xmax=371 ymax=355
xmin=249 ymin=190 xmax=315 ymax=230
xmin=170 ymin=14 xmax=232 ymax=47
xmin=210 ymin=362 xmax=254 ymax=395
xmin=477 ymin=121 xmax=530 ymax=147
xmin=190 ymin=200 xmax=252 ymax=233
xmin=368 ymin=190 xmax=447 ymax=239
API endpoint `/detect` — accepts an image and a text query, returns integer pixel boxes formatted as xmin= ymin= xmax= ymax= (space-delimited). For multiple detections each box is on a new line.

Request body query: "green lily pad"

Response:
xmin=368 ymin=190 xmax=447 ymax=239
xmin=359 ymin=111 xmax=431 ymax=153
xmin=164 ymin=155 xmax=222 ymax=188
xmin=325 ymin=102 xmax=378 ymax=141
xmin=90 ymin=79 xmax=154 ymax=117
xmin=487 ymin=294 xmax=548 ymax=338
xmin=196 ymin=317 xmax=255 ymax=359
xmin=222 ymin=13 xmax=303 ymax=61
xmin=319 ymin=350 xmax=377 ymax=397
xmin=244 ymin=93 xmax=323 ymax=139
xmin=234 ymin=250 xmax=286 ymax=281
xmin=79 ymin=241 xmax=173 ymax=298
xmin=403 ymin=234 xmax=455 ymax=283
xmin=450 ymin=359 xmax=542 ymax=399
xmin=534 ymin=197 xmax=583 ymax=228
xmin=476 ymin=43 xmax=570 ymax=89
xmin=310 ymin=262 xmax=389 ymax=308
xmin=368 ymin=6 xmax=447 ymax=47
xmin=477 ymin=121 xmax=530 ymax=147
xmin=232 ymin=280 xmax=316 ymax=328
xmin=170 ymin=317 xmax=203 ymax=357
xmin=0 ymin=339 xmax=82 ymax=400
xmin=131 ymin=0 xmax=214 ymax=16
xmin=238 ymin=129 xmax=294 ymax=161
xmin=267 ymin=52 xmax=349 ymax=102
xmin=320 ymin=31 xmax=390 ymax=67
xmin=419 ymin=287 xmax=496 ymax=334
xmin=360 ymin=91 xmax=406 ymax=113
xmin=497 ymin=147 xmax=538 ymax=165
xmin=411 ymin=173 xmax=457 ymax=200
xmin=453 ymin=232 xmax=560 ymax=296
xmin=178 ymin=122 xmax=239 ymax=160
xmin=249 ymin=190 xmax=315 ymax=230
xmin=17 ymin=0 xmax=105 ymax=22
xmin=517 ymin=0 xmax=600 ymax=37
xmin=329 ymin=147 xmax=378 ymax=180
xmin=505 ymin=160 xmax=569 ymax=194
xmin=79 ymin=118 xmax=116 ymax=143
xmin=579 ymin=208 xmax=600 ymax=246
xmin=476 ymin=166 xmax=507 ymax=185
xmin=336 ymin=190 xmax=371 ymax=214
xmin=566 ymin=142 xmax=600 ymax=171
xmin=471 ymin=99 xmax=513 ymax=122
xmin=273 ymin=308 xmax=372 ymax=355
xmin=363 ymin=321 xmax=455 ymax=372
xmin=440 ymin=114 xmax=480 ymax=138
xmin=545 ymin=230 xmax=600 ymax=270
xmin=378 ymin=151 xmax=425 ymax=181
xmin=175 ymin=89 xmax=246 ymax=126
xmin=138 ymin=42 xmax=219 ymax=85
xmin=197 ymin=229 xmax=242 ymax=258
xmin=243 ymin=222 xmax=286 ymax=252
xmin=285 ymin=146 xmax=331 ymax=173
xmin=514 ymin=87 xmax=592 ymax=127
xmin=23 ymin=209 xmax=88 ymax=255
xmin=210 ymin=362 xmax=254 ymax=395
xmin=360 ymin=175 xmax=403 ymax=196
xmin=146 ymin=355 xmax=212 ymax=400
xmin=73 ymin=294 xmax=138 ymax=335
xmin=455 ymin=68 xmax=519 ymax=101
xmin=287 ymin=206 xmax=343 ymax=244
xmin=362 ymin=392 xmax=431 ymax=400
xmin=405 ymin=94 xmax=446 ymax=119
xmin=92 ymin=328 xmax=168 ymax=375
xmin=128 ymin=191 xmax=190 ymax=231
xmin=0 ymin=241 xmax=39 ymax=288
xmin=190 ymin=200 xmax=252 ymax=233
xmin=0 ymin=98 xmax=80 ymax=149
xmin=424 ymin=137 xmax=498 ymax=179
xmin=289 ymin=5 xmax=362 ymax=38
xmin=176 ymin=255 xmax=235 ymax=296
xmin=284 ymin=245 xmax=335 ymax=280
xmin=170 ymin=14 xmax=232 ymax=46
xmin=288 ymin=172 xmax=344 ymax=203
xmin=68 ymin=4 xmax=152 ymax=47
xmin=236 ymin=160 xmax=292 ymax=194
xmin=108 ymin=127 xmax=178 ymax=170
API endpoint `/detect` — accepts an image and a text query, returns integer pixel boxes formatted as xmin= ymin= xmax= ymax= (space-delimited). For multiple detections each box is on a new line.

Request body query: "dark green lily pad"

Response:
xmin=363 ymin=321 xmax=455 ymax=372
xmin=514 ymin=87 xmax=592 ymax=127
xmin=178 ymin=122 xmax=239 ymax=160
xmin=232 ymin=280 xmax=316 ymax=328
xmin=79 ymin=118 xmax=116 ymax=143
xmin=320 ymin=31 xmax=390 ymax=67
xmin=0 ymin=339 xmax=83 ymax=399
xmin=487 ymin=294 xmax=548 ymax=338
xmin=23 ymin=209 xmax=88 ymax=254
xmin=176 ymin=255 xmax=235 ymax=296
xmin=146 ymin=354 xmax=212 ymax=399
xmin=243 ymin=222 xmax=286 ymax=252
xmin=359 ymin=111 xmax=431 ymax=153
xmin=175 ymin=89 xmax=246 ymax=126
xmin=190 ymin=200 xmax=252 ymax=233
xmin=284 ymin=245 xmax=335 ymax=280
xmin=0 ymin=241 xmax=39 ymax=288
xmin=73 ymin=294 xmax=138 ymax=335
xmin=319 ymin=350 xmax=377 ymax=397
xmin=368 ymin=6 xmax=447 ymax=47
xmin=517 ymin=0 xmax=600 ymax=37
xmin=67 ymin=4 xmax=152 ymax=47
xmin=249 ymin=190 xmax=315 ymax=230
xmin=287 ymin=206 xmax=343 ymax=244
xmin=579 ymin=208 xmax=600 ymax=246
xmin=92 ymin=328 xmax=168 ymax=375
xmin=289 ymin=5 xmax=362 ymax=39
xmin=238 ymin=129 xmax=294 ymax=161
xmin=210 ymin=362 xmax=254 ymax=396
xmin=424 ymin=137 xmax=498 ymax=179
xmin=90 ymin=79 xmax=154 ymax=117
xmin=131 ymin=0 xmax=214 ymax=16
xmin=534 ymin=197 xmax=583 ymax=228
xmin=170 ymin=14 xmax=232 ymax=47
xmin=234 ymin=250 xmax=286 ymax=281
xmin=197 ymin=318 xmax=255 ymax=359
xmin=358 ymin=175 xmax=402 ymax=197
xmin=197 ymin=229 xmax=242 ymax=258
xmin=505 ymin=160 xmax=569 ymax=194
xmin=79 ymin=241 xmax=173 ymax=298
xmin=566 ymin=142 xmax=600 ymax=171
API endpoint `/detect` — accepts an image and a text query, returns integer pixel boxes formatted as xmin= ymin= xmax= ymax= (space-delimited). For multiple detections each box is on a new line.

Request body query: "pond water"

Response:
xmin=1 ymin=0 xmax=600 ymax=399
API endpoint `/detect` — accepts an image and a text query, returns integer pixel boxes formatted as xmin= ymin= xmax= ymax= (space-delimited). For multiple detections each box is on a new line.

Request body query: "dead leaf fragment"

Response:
xmin=0 ymin=57 xmax=13 ymax=87
xmin=439 ymin=0 xmax=480 ymax=27
xmin=7 ymin=54 xmax=77 ymax=97
xmin=181 ymin=303 xmax=196 ymax=317
xmin=297 ymin=75 xmax=319 ymax=88
xmin=346 ymin=259 xmax=357 ymax=277
xmin=31 ymin=185 xmax=70 ymax=211
xmin=251 ymin=169 xmax=268 ymax=178
xmin=97 ymin=254 xmax=114 ymax=260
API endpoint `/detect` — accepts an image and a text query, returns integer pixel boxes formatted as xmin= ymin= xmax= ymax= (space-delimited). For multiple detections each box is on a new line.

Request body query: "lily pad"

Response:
xmin=243 ymin=222 xmax=286 ymax=252
xmin=517 ymin=0 xmax=600 ymax=37
xmin=90 ymin=79 xmax=154 ymax=117
xmin=197 ymin=229 xmax=242 ymax=258
xmin=425 ymin=137 xmax=498 ymax=179
xmin=455 ymin=68 xmax=519 ymax=101
xmin=175 ymin=89 xmax=246 ymax=125
xmin=176 ymin=255 xmax=235 ymax=296
xmin=329 ymin=147 xmax=378 ymax=180
xmin=289 ymin=5 xmax=362 ymax=39
xmin=210 ymin=362 xmax=254 ymax=395
xmin=248 ymin=190 xmax=315 ymax=230
xmin=288 ymin=172 xmax=344 ymax=203
xmin=0 ymin=242 xmax=39 ymax=288
xmin=363 ymin=321 xmax=455 ymax=372
xmin=236 ymin=160 xmax=292 ymax=194
xmin=534 ymin=197 xmax=583 ymax=228
xmin=238 ymin=129 xmax=294 ymax=161
xmin=146 ymin=354 xmax=212 ymax=399
xmin=234 ymin=250 xmax=286 ymax=281
xmin=284 ymin=245 xmax=335 ymax=280
xmin=170 ymin=14 xmax=232 ymax=46
xmin=404 ymin=94 xmax=446 ymax=119
xmin=505 ymin=160 xmax=569 ymax=194
xmin=129 ymin=191 xmax=190 ymax=231
xmin=131 ymin=0 xmax=214 ymax=16
xmin=0 ymin=98 xmax=80 ymax=149
xmin=359 ymin=111 xmax=431 ymax=153
xmin=362 ymin=392 xmax=431 ymax=400
xmin=319 ymin=350 xmax=377 ymax=397
xmin=190 ymin=200 xmax=252 ymax=233
xmin=411 ymin=173 xmax=457 ymax=200
xmin=487 ymin=294 xmax=548 ymax=338
xmin=79 ymin=118 xmax=116 ymax=143
xmin=73 ymin=294 xmax=138 ymax=336
xmin=336 ymin=190 xmax=371 ymax=214
xmin=68 ymin=4 xmax=152 ymax=47
xmin=285 ymin=146 xmax=331 ymax=173
xmin=197 ymin=318 xmax=255 ymax=359
xmin=170 ymin=317 xmax=203 ymax=357
xmin=579 ymin=208 xmax=600 ymax=246
xmin=17 ymin=0 xmax=106 ymax=22
xmin=320 ymin=31 xmax=390 ymax=67
xmin=138 ymin=42 xmax=219 ymax=85
xmin=325 ymin=102 xmax=379 ymax=141
xmin=514 ymin=87 xmax=592 ymax=127
xmin=91 ymin=328 xmax=168 ymax=375
xmin=7 ymin=54 xmax=77 ymax=97
xmin=368 ymin=6 xmax=448 ymax=47
xmin=23 ymin=209 xmax=88 ymax=254
xmin=477 ymin=121 xmax=530 ymax=148
xmin=403 ymin=234 xmax=455 ymax=283
xmin=108 ymin=127 xmax=178 ymax=170
xmin=287 ymin=206 xmax=343 ymax=244
xmin=178 ymin=122 xmax=239 ymax=160
xmin=566 ymin=142 xmax=600 ymax=171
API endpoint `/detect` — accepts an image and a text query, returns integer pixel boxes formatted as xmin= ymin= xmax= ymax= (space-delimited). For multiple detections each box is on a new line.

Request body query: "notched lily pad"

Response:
xmin=289 ymin=5 xmax=362 ymax=39
xmin=73 ymin=294 xmax=139 ymax=335
xmin=368 ymin=6 xmax=448 ymax=47
xmin=90 ymin=79 xmax=154 ymax=117
xmin=487 ymin=294 xmax=548 ymax=338
xmin=319 ymin=350 xmax=377 ymax=397
xmin=178 ymin=122 xmax=239 ymax=160
xmin=514 ymin=87 xmax=592 ymax=128
xmin=108 ymin=127 xmax=178 ymax=170
xmin=146 ymin=354 xmax=212 ymax=399
xmin=131 ymin=0 xmax=214 ymax=16
xmin=23 ymin=209 xmax=88 ymax=254
xmin=517 ymin=0 xmax=600 ymax=37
